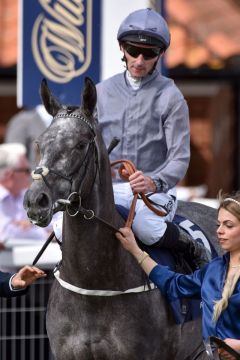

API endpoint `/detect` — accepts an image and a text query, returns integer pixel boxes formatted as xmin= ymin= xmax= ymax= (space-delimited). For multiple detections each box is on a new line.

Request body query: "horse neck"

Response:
xmin=60 ymin=147 xmax=144 ymax=289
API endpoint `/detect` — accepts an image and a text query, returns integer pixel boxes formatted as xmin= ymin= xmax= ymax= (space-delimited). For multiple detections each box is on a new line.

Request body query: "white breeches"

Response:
xmin=113 ymin=182 xmax=177 ymax=245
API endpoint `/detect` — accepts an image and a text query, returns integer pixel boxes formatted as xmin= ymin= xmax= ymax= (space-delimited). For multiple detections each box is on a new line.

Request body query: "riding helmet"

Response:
xmin=117 ymin=8 xmax=170 ymax=50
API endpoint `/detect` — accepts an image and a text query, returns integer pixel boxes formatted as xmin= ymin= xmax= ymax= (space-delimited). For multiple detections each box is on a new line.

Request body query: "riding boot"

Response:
xmin=153 ymin=222 xmax=211 ymax=269
xmin=176 ymin=227 xmax=211 ymax=268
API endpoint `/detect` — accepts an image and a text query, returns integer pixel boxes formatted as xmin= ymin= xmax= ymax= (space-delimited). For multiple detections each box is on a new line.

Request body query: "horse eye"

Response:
xmin=75 ymin=143 xmax=86 ymax=151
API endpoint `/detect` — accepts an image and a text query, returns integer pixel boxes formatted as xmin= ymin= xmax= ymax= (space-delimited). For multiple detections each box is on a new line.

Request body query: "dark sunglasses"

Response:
xmin=124 ymin=44 xmax=163 ymax=60
xmin=14 ymin=168 xmax=31 ymax=174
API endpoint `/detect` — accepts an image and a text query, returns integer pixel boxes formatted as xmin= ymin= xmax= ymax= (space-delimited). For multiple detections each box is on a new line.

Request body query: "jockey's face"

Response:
xmin=217 ymin=208 xmax=240 ymax=255
xmin=121 ymin=42 xmax=161 ymax=78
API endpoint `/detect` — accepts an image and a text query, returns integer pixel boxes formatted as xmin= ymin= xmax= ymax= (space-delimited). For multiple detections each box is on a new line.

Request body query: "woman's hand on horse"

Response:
xmin=11 ymin=265 xmax=47 ymax=289
xmin=128 ymin=171 xmax=156 ymax=194
xmin=115 ymin=227 xmax=143 ymax=258
xmin=116 ymin=227 xmax=158 ymax=275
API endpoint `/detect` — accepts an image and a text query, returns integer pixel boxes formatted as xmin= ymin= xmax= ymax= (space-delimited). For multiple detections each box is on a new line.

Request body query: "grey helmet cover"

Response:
xmin=117 ymin=8 xmax=170 ymax=50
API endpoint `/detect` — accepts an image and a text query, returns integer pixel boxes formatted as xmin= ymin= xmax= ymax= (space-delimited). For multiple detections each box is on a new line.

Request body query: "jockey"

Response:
xmin=96 ymin=8 xmax=210 ymax=268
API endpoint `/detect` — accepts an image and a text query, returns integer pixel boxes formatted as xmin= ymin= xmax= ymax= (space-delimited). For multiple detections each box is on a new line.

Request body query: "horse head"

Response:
xmin=24 ymin=77 xmax=98 ymax=227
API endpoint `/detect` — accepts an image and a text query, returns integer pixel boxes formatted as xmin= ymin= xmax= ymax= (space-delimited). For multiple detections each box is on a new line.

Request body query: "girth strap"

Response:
xmin=54 ymin=270 xmax=156 ymax=296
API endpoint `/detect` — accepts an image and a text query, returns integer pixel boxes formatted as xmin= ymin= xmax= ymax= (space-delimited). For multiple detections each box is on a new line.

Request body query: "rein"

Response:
xmin=111 ymin=159 xmax=167 ymax=227
xmin=32 ymin=231 xmax=57 ymax=266
xmin=56 ymin=192 xmax=120 ymax=233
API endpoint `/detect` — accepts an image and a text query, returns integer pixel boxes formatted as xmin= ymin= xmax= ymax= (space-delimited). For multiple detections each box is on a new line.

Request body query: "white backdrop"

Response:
xmin=100 ymin=0 xmax=149 ymax=80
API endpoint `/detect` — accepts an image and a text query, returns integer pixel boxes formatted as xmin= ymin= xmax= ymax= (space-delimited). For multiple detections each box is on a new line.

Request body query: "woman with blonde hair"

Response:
xmin=116 ymin=191 xmax=240 ymax=359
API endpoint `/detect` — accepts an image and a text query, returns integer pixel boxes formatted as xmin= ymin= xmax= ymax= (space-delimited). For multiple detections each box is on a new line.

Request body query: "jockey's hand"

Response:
xmin=128 ymin=171 xmax=156 ymax=194
xmin=11 ymin=265 xmax=46 ymax=289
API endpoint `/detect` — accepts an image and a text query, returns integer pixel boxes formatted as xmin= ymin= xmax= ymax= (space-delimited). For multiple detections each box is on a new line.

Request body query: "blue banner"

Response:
xmin=18 ymin=0 xmax=101 ymax=107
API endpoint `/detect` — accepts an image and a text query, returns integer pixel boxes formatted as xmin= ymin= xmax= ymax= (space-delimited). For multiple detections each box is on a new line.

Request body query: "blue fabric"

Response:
xmin=0 ymin=271 xmax=13 ymax=297
xmin=146 ymin=245 xmax=202 ymax=324
xmin=0 ymin=271 xmax=27 ymax=298
xmin=116 ymin=204 xmax=129 ymax=221
xmin=149 ymin=253 xmax=240 ymax=341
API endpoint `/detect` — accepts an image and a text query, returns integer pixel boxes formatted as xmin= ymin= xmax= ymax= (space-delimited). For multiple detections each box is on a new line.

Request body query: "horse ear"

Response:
xmin=40 ymin=79 xmax=62 ymax=117
xmin=81 ymin=77 xmax=97 ymax=117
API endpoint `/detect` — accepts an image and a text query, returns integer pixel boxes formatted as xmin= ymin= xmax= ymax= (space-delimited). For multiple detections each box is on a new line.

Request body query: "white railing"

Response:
xmin=0 ymin=275 xmax=55 ymax=360
xmin=0 ymin=242 xmax=61 ymax=360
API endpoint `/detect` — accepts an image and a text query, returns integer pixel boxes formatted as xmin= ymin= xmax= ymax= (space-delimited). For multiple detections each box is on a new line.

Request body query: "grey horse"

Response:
xmin=24 ymin=78 xmax=220 ymax=360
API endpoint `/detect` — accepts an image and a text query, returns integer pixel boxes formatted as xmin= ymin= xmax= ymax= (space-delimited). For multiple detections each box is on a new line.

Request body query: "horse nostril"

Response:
xmin=37 ymin=193 xmax=50 ymax=208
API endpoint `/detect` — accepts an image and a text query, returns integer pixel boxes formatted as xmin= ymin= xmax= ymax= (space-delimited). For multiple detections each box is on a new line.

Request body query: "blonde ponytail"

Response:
xmin=212 ymin=267 xmax=240 ymax=322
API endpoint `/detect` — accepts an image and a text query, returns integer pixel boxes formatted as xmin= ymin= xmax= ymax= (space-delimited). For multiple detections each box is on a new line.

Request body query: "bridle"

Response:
xmin=31 ymin=111 xmax=121 ymax=266
xmin=31 ymin=150 xmax=118 ymax=231
xmin=31 ymin=111 xmax=97 ymax=215
xmin=31 ymin=144 xmax=95 ymax=217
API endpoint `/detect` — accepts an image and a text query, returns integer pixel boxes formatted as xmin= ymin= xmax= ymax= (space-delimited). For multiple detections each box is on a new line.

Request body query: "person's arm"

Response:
xmin=0 ymin=189 xmax=51 ymax=242
xmin=115 ymin=227 xmax=204 ymax=300
xmin=120 ymin=100 xmax=190 ymax=194
xmin=0 ymin=271 xmax=13 ymax=297
xmin=1 ymin=216 xmax=51 ymax=242
xmin=0 ymin=266 xmax=46 ymax=298
xmin=115 ymin=227 xmax=157 ymax=275
xmin=152 ymin=98 xmax=190 ymax=193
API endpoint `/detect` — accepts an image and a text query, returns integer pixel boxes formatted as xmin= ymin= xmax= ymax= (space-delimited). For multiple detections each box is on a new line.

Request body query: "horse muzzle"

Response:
xmin=23 ymin=189 xmax=53 ymax=227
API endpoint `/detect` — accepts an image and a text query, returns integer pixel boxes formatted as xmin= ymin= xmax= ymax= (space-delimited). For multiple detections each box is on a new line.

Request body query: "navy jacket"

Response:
xmin=0 ymin=271 xmax=27 ymax=298
xmin=149 ymin=253 xmax=240 ymax=341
